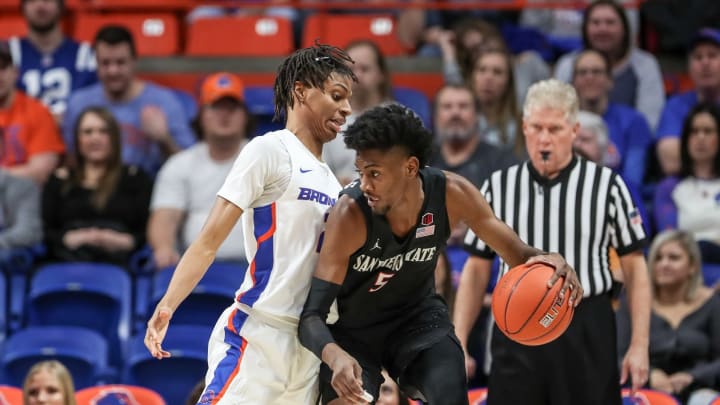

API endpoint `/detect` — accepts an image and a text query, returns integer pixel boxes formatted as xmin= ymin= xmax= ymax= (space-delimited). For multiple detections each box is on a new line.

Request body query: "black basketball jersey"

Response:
xmin=334 ymin=167 xmax=451 ymax=330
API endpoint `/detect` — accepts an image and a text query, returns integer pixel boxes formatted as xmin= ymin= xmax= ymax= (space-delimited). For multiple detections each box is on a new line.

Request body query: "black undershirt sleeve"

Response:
xmin=298 ymin=277 xmax=342 ymax=360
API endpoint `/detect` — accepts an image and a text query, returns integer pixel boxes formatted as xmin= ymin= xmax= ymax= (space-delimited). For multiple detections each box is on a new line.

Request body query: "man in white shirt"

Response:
xmin=148 ymin=72 xmax=251 ymax=269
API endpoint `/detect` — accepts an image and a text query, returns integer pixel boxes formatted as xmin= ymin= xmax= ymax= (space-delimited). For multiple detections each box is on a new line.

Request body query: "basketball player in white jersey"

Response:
xmin=144 ymin=43 xmax=357 ymax=404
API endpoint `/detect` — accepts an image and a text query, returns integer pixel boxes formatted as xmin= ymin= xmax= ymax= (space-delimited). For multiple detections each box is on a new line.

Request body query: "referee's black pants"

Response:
xmin=487 ymin=293 xmax=621 ymax=405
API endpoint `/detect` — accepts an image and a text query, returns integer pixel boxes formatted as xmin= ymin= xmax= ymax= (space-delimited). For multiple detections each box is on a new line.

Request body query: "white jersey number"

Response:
xmin=22 ymin=67 xmax=71 ymax=115
xmin=369 ymin=272 xmax=395 ymax=293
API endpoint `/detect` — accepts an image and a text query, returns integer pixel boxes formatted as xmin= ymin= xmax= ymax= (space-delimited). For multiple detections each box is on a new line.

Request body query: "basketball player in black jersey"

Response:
xmin=298 ymin=104 xmax=583 ymax=404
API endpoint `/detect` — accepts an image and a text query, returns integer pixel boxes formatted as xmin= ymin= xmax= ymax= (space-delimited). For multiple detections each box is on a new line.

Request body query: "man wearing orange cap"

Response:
xmin=148 ymin=72 xmax=252 ymax=270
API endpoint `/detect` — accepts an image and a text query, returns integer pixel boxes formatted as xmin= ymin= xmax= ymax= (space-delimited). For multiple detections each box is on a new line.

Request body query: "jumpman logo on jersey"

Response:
xmin=370 ymin=238 xmax=382 ymax=251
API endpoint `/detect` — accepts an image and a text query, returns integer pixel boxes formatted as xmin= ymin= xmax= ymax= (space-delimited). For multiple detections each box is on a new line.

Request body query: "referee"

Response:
xmin=453 ymin=79 xmax=651 ymax=405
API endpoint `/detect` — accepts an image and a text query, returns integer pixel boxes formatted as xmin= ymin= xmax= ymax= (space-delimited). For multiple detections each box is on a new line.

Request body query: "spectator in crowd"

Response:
xmin=519 ymin=0 xmax=640 ymax=51
xmin=469 ymin=47 xmax=525 ymax=157
xmin=43 ymin=106 xmax=152 ymax=265
xmin=63 ymin=25 xmax=195 ymax=176
xmin=656 ymin=28 xmax=720 ymax=177
xmin=345 ymin=40 xmax=393 ymax=118
xmin=22 ymin=360 xmax=76 ymax=405
xmin=617 ymin=230 xmax=720 ymax=405
xmin=654 ymin=103 xmax=720 ymax=265
xmin=554 ymin=0 xmax=665 ymax=130
xmin=428 ymin=18 xmax=550 ymax=106
xmin=0 ymin=40 xmax=65 ymax=184
xmin=573 ymin=110 xmax=609 ymax=163
xmin=148 ymin=72 xmax=251 ymax=270
xmin=10 ymin=0 xmax=96 ymax=120
xmin=430 ymin=83 xmax=517 ymax=189
xmin=323 ymin=40 xmax=393 ymax=184
xmin=572 ymin=48 xmax=652 ymax=189
xmin=430 ymin=83 xmax=517 ymax=246
xmin=0 ymin=169 xmax=42 ymax=252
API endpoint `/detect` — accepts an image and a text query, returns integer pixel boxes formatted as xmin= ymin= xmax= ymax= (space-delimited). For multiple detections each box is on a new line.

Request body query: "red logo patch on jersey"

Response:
xmin=421 ymin=213 xmax=433 ymax=226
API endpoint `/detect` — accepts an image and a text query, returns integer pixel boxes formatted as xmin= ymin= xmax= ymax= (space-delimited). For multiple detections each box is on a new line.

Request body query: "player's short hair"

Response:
xmin=93 ymin=25 xmax=137 ymax=58
xmin=523 ymin=79 xmax=579 ymax=125
xmin=344 ymin=103 xmax=432 ymax=168
xmin=273 ymin=42 xmax=356 ymax=122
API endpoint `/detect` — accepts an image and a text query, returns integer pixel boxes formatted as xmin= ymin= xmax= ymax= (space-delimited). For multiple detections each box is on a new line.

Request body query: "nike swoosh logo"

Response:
xmin=300 ymin=168 xmax=313 ymax=173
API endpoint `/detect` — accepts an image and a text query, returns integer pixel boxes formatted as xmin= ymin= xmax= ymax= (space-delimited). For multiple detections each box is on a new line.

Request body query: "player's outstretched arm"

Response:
xmin=444 ymin=172 xmax=583 ymax=306
xmin=298 ymin=195 xmax=368 ymax=403
xmin=145 ymin=196 xmax=242 ymax=359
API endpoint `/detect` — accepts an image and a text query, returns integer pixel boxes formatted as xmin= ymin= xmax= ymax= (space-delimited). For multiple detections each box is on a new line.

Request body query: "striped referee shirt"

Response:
xmin=463 ymin=156 xmax=647 ymax=297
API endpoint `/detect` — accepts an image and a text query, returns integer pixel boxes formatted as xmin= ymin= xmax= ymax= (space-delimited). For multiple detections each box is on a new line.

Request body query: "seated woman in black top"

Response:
xmin=42 ymin=106 xmax=152 ymax=265
xmin=617 ymin=230 xmax=720 ymax=404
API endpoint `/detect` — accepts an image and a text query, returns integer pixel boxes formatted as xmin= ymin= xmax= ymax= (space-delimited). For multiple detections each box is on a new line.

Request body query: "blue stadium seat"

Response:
xmin=703 ymin=263 xmax=720 ymax=288
xmin=124 ymin=325 xmax=211 ymax=405
xmin=1 ymin=326 xmax=109 ymax=388
xmin=26 ymin=263 xmax=132 ymax=369
xmin=150 ymin=261 xmax=247 ymax=326
xmin=393 ymin=87 xmax=432 ymax=129
xmin=0 ymin=246 xmax=40 ymax=333
xmin=244 ymin=85 xmax=283 ymax=136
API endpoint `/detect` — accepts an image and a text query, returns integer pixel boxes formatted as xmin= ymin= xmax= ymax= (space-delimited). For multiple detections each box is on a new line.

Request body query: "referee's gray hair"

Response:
xmin=577 ymin=110 xmax=609 ymax=160
xmin=523 ymin=79 xmax=579 ymax=125
xmin=647 ymin=230 xmax=704 ymax=301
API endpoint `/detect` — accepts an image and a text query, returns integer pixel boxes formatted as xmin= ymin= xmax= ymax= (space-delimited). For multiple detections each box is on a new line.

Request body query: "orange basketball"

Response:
xmin=491 ymin=262 xmax=574 ymax=346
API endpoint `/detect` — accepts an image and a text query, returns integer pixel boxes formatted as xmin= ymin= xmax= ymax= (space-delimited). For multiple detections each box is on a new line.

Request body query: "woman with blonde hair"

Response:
xmin=23 ymin=360 xmax=76 ymax=405
xmin=617 ymin=230 xmax=720 ymax=404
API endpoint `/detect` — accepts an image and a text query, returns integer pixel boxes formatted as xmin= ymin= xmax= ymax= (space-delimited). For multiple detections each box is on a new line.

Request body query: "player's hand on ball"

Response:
xmin=330 ymin=350 xmax=369 ymax=404
xmin=145 ymin=306 xmax=173 ymax=359
xmin=526 ymin=253 xmax=583 ymax=307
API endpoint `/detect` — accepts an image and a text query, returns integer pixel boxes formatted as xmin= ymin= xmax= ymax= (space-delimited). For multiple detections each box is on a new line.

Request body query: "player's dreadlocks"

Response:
xmin=273 ymin=42 xmax=357 ymax=122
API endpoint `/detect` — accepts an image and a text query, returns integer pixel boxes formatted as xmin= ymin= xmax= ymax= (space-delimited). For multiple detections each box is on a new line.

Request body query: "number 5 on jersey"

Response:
xmin=369 ymin=272 xmax=395 ymax=292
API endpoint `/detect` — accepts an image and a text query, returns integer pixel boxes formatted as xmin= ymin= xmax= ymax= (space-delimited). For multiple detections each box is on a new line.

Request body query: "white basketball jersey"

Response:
xmin=230 ymin=130 xmax=341 ymax=323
